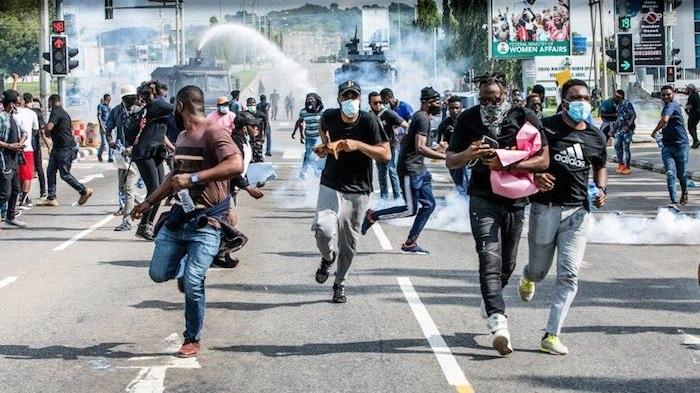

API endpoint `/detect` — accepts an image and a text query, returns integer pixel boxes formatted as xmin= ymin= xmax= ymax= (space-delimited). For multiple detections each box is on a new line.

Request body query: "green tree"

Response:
xmin=0 ymin=0 xmax=44 ymax=87
xmin=209 ymin=16 xmax=219 ymax=26
xmin=441 ymin=0 xmax=456 ymax=34
xmin=416 ymin=0 xmax=440 ymax=32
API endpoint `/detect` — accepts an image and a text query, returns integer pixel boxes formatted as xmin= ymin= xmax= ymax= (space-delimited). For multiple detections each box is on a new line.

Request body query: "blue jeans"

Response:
xmin=376 ymin=144 xmax=401 ymax=199
xmin=373 ymin=169 xmax=436 ymax=242
xmin=97 ymin=129 xmax=113 ymax=160
xmin=449 ymin=166 xmax=470 ymax=196
xmin=301 ymin=135 xmax=318 ymax=174
xmin=614 ymin=131 xmax=632 ymax=167
xmin=148 ymin=221 xmax=221 ymax=342
xmin=661 ymin=144 xmax=689 ymax=203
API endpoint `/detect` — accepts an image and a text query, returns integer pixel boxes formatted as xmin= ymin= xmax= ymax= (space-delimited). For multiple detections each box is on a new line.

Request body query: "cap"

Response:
xmin=338 ymin=80 xmax=361 ymax=96
xmin=420 ymin=86 xmax=440 ymax=102
xmin=120 ymin=84 xmax=137 ymax=98
xmin=234 ymin=112 xmax=261 ymax=128
xmin=687 ymin=83 xmax=697 ymax=90
xmin=216 ymin=96 xmax=229 ymax=105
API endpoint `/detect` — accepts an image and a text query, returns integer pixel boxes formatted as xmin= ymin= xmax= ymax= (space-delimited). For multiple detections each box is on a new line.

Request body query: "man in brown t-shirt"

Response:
xmin=131 ymin=85 xmax=243 ymax=358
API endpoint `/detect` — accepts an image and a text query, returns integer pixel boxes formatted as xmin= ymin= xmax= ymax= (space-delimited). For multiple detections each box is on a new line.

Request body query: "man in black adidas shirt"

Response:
xmin=446 ymin=73 xmax=549 ymax=356
xmin=518 ymin=79 xmax=607 ymax=356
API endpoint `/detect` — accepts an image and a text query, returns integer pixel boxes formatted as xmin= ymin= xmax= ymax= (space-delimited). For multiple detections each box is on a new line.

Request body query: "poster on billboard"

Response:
xmin=489 ymin=0 xmax=571 ymax=59
xmin=362 ymin=7 xmax=390 ymax=52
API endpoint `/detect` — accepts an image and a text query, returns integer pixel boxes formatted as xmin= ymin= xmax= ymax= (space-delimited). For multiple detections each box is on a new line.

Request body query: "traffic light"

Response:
xmin=50 ymin=35 xmax=68 ymax=76
xmin=616 ymin=33 xmax=634 ymax=74
xmin=105 ymin=0 xmax=113 ymax=20
xmin=672 ymin=48 xmax=682 ymax=66
xmin=666 ymin=66 xmax=676 ymax=83
xmin=42 ymin=51 xmax=51 ymax=74
xmin=606 ymin=49 xmax=617 ymax=72
xmin=68 ymin=47 xmax=79 ymax=73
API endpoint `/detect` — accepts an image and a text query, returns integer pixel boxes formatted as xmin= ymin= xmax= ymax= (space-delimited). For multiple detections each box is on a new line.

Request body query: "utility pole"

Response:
xmin=40 ymin=0 xmax=50 ymax=111
xmin=588 ymin=0 xmax=599 ymax=93
xmin=55 ymin=0 xmax=65 ymax=100
xmin=599 ymin=0 xmax=608 ymax=97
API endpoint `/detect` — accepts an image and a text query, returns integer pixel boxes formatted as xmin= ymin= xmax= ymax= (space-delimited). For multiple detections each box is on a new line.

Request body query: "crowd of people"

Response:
xmin=492 ymin=1 xmax=570 ymax=43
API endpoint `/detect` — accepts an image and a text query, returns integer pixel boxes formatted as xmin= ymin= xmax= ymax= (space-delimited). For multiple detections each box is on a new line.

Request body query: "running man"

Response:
xmin=367 ymin=91 xmax=407 ymax=200
xmin=292 ymin=93 xmax=324 ymax=178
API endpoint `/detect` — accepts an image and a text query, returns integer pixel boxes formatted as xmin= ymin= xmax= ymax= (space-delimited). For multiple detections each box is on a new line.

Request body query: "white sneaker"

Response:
xmin=487 ymin=314 xmax=513 ymax=356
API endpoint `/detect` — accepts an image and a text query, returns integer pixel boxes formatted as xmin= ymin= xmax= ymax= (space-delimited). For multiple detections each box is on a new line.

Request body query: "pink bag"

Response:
xmin=489 ymin=122 xmax=542 ymax=199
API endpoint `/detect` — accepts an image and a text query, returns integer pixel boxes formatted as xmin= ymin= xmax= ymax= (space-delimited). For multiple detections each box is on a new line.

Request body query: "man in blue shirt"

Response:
xmin=611 ymin=90 xmax=636 ymax=175
xmin=651 ymin=85 xmax=690 ymax=209
xmin=97 ymin=94 xmax=112 ymax=162
xmin=380 ymin=88 xmax=413 ymax=141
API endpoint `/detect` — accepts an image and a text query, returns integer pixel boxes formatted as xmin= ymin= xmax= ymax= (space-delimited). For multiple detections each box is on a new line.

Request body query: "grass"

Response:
xmin=230 ymin=70 xmax=258 ymax=92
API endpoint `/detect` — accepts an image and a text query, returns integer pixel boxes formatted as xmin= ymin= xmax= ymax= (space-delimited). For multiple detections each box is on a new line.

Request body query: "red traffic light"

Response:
xmin=52 ymin=36 xmax=66 ymax=49
xmin=666 ymin=66 xmax=676 ymax=83
xmin=52 ymin=20 xmax=65 ymax=34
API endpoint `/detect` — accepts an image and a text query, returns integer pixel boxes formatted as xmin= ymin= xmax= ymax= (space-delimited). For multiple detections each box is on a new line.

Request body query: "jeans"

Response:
xmin=449 ymin=166 xmax=470 ymax=196
xmin=134 ymin=158 xmax=164 ymax=227
xmin=301 ymin=135 xmax=318 ymax=175
xmin=0 ymin=170 xmax=20 ymax=221
xmin=469 ymin=196 xmax=525 ymax=317
xmin=47 ymin=147 xmax=86 ymax=199
xmin=97 ymin=128 xmax=113 ymax=160
xmin=32 ymin=135 xmax=46 ymax=196
xmin=376 ymin=144 xmax=401 ymax=199
xmin=373 ymin=169 xmax=436 ymax=242
xmin=524 ymin=203 xmax=589 ymax=335
xmin=312 ymin=184 xmax=368 ymax=286
xmin=614 ymin=131 xmax=633 ymax=167
xmin=149 ymin=221 xmax=221 ymax=342
xmin=661 ymin=144 xmax=689 ymax=203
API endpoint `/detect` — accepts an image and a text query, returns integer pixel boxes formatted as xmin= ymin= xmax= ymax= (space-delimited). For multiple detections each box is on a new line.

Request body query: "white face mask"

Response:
xmin=248 ymin=106 xmax=256 ymax=113
xmin=340 ymin=99 xmax=360 ymax=117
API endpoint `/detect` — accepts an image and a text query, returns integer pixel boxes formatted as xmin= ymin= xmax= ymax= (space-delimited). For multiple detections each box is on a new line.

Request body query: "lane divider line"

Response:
xmin=53 ymin=214 xmax=115 ymax=251
xmin=397 ymin=277 xmax=475 ymax=393
xmin=0 ymin=276 xmax=18 ymax=289
xmin=372 ymin=223 xmax=393 ymax=250
xmin=282 ymin=150 xmax=302 ymax=160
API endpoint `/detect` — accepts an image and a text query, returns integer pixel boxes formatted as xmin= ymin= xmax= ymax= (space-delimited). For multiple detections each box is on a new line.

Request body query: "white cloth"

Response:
xmin=13 ymin=107 xmax=39 ymax=152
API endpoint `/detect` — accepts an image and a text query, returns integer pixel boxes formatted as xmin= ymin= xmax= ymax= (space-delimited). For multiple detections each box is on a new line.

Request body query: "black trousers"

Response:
xmin=688 ymin=114 xmax=699 ymax=146
xmin=469 ymin=195 xmax=525 ymax=317
xmin=47 ymin=147 xmax=86 ymax=199
xmin=0 ymin=169 xmax=20 ymax=221
xmin=32 ymin=135 xmax=46 ymax=196
xmin=135 ymin=157 xmax=164 ymax=227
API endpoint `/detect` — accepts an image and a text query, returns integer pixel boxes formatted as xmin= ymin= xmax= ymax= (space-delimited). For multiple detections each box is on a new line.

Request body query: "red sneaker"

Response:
xmin=177 ymin=341 xmax=201 ymax=358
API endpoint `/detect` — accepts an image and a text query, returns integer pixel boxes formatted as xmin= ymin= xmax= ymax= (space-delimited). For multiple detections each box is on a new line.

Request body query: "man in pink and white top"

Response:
xmin=207 ymin=96 xmax=236 ymax=134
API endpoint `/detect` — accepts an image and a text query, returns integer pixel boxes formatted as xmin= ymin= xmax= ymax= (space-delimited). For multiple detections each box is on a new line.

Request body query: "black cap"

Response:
xmin=420 ymin=86 xmax=440 ymax=102
xmin=338 ymin=80 xmax=361 ymax=96
xmin=234 ymin=112 xmax=261 ymax=128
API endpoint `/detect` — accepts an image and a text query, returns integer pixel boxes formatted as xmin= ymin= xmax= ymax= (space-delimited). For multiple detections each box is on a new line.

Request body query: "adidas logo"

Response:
xmin=553 ymin=143 xmax=586 ymax=168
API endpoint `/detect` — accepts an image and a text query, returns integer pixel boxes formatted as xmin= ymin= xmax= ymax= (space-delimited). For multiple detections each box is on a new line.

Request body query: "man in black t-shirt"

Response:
xmin=519 ymin=79 xmax=608 ymax=356
xmin=368 ymin=91 xmax=408 ymax=200
xmin=37 ymin=95 xmax=93 ymax=207
xmin=311 ymin=80 xmax=390 ymax=303
xmin=361 ymin=87 xmax=445 ymax=255
xmin=438 ymin=96 xmax=468 ymax=196
xmin=246 ymin=97 xmax=267 ymax=163
xmin=445 ymin=73 xmax=549 ymax=356
xmin=257 ymin=94 xmax=272 ymax=156
xmin=685 ymin=84 xmax=700 ymax=149
xmin=0 ymin=90 xmax=25 ymax=227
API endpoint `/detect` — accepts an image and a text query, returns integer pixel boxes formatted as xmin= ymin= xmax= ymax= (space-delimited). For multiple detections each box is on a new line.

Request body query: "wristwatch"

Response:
xmin=190 ymin=173 xmax=200 ymax=185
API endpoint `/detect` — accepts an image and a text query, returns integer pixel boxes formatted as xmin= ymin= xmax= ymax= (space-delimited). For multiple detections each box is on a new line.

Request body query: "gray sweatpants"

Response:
xmin=524 ymin=202 xmax=589 ymax=335
xmin=118 ymin=166 xmax=139 ymax=223
xmin=312 ymin=184 xmax=368 ymax=286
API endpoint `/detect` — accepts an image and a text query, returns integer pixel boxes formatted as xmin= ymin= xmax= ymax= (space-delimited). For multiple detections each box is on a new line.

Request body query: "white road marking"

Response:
xmin=397 ymin=277 xmax=475 ymax=393
xmin=0 ymin=276 xmax=18 ymax=289
xmin=282 ymin=150 xmax=302 ymax=159
xmin=123 ymin=333 xmax=201 ymax=393
xmin=372 ymin=223 xmax=393 ymax=250
xmin=52 ymin=214 xmax=115 ymax=251
xmin=78 ymin=173 xmax=105 ymax=183
xmin=678 ymin=329 xmax=700 ymax=364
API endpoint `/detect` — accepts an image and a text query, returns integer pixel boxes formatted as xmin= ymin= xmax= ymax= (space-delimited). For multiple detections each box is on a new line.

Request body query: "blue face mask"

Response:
xmin=341 ymin=99 xmax=360 ymax=117
xmin=566 ymin=100 xmax=592 ymax=123
xmin=218 ymin=105 xmax=230 ymax=114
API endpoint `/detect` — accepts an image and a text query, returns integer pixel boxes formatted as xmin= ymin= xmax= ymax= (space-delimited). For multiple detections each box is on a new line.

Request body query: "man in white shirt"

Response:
xmin=12 ymin=95 xmax=39 ymax=209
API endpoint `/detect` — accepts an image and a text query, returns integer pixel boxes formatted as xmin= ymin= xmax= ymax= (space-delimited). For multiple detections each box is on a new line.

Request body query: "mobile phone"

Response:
xmin=481 ymin=135 xmax=499 ymax=149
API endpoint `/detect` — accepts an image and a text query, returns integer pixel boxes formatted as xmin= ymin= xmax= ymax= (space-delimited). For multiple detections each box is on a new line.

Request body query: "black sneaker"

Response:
xmin=360 ymin=209 xmax=375 ymax=235
xmin=332 ymin=283 xmax=346 ymax=303
xmin=135 ymin=225 xmax=155 ymax=241
xmin=315 ymin=252 xmax=335 ymax=284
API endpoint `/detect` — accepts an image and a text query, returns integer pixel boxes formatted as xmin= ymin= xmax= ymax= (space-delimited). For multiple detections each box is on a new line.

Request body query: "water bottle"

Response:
xmin=587 ymin=180 xmax=598 ymax=210
xmin=178 ymin=189 xmax=196 ymax=213
xmin=655 ymin=134 xmax=663 ymax=148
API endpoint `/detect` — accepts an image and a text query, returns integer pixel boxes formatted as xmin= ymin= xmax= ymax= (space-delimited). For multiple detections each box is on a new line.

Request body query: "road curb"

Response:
xmin=610 ymin=156 xmax=700 ymax=181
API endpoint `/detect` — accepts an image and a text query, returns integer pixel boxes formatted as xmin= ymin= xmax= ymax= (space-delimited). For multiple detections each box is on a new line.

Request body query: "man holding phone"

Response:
xmin=446 ymin=73 xmax=549 ymax=356
xmin=360 ymin=87 xmax=445 ymax=255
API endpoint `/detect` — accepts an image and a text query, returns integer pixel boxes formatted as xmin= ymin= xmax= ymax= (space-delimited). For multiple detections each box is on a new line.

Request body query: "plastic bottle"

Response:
xmin=178 ymin=189 xmax=195 ymax=213
xmin=655 ymin=134 xmax=664 ymax=148
xmin=587 ymin=180 xmax=598 ymax=210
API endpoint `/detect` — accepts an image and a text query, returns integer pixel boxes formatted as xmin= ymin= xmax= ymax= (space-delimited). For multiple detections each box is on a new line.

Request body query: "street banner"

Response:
xmin=633 ymin=1 xmax=665 ymax=66
xmin=489 ymin=0 xmax=571 ymax=59
xmin=361 ymin=7 xmax=390 ymax=52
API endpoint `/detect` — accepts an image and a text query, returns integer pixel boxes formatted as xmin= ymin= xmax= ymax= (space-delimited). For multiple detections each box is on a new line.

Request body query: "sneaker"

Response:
xmin=540 ymin=334 xmax=569 ymax=355
xmin=518 ymin=276 xmax=536 ymax=302
xmin=332 ymin=283 xmax=346 ymax=303
xmin=360 ymin=209 xmax=376 ymax=235
xmin=177 ymin=341 xmax=200 ymax=358
xmin=114 ymin=220 xmax=132 ymax=231
xmin=78 ymin=188 xmax=94 ymax=205
xmin=680 ymin=192 xmax=688 ymax=206
xmin=97 ymin=156 xmax=104 ymax=163
xmin=37 ymin=198 xmax=59 ymax=207
xmin=315 ymin=253 xmax=335 ymax=284
xmin=479 ymin=298 xmax=488 ymax=319
xmin=620 ymin=166 xmax=631 ymax=175
xmin=113 ymin=207 xmax=124 ymax=216
xmin=487 ymin=314 xmax=513 ymax=356
xmin=5 ymin=218 xmax=28 ymax=228
xmin=401 ymin=242 xmax=429 ymax=255
xmin=107 ymin=158 xmax=114 ymax=163
xmin=14 ymin=210 xmax=22 ymax=218
xmin=667 ymin=203 xmax=680 ymax=213
xmin=615 ymin=163 xmax=624 ymax=173
xmin=135 ymin=225 xmax=155 ymax=241
xmin=265 ymin=152 xmax=272 ymax=157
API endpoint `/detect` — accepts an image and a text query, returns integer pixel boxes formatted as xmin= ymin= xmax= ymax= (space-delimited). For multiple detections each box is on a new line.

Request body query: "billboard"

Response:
xmin=362 ymin=7 xmax=390 ymax=51
xmin=489 ymin=0 xmax=571 ymax=59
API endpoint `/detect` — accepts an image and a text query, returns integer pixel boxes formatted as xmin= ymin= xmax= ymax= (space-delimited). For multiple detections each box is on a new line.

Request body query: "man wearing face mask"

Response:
xmin=520 ymin=79 xmax=607 ymax=356
xmin=207 ymin=96 xmax=236 ymax=134
xmin=361 ymin=87 xmax=445 ymax=254
xmin=446 ymin=72 xmax=549 ymax=356
xmin=246 ymin=97 xmax=267 ymax=163
xmin=312 ymin=80 xmax=390 ymax=303
xmin=380 ymin=88 xmax=413 ymax=141
xmin=0 ymin=90 xmax=26 ymax=227
xmin=292 ymin=93 xmax=325 ymax=179
xmin=257 ymin=94 xmax=272 ymax=157
xmin=230 ymin=112 xmax=265 ymax=201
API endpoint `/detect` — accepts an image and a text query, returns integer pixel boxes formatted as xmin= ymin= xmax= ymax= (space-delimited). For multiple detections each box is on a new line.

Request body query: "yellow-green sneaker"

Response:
xmin=540 ymin=334 xmax=569 ymax=355
xmin=518 ymin=276 xmax=535 ymax=302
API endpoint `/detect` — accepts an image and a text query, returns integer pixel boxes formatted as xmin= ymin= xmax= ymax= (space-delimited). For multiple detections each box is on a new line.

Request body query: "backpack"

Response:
xmin=123 ymin=108 xmax=146 ymax=147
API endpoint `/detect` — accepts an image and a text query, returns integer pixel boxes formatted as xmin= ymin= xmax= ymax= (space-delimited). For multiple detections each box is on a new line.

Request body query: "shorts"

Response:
xmin=18 ymin=151 xmax=35 ymax=182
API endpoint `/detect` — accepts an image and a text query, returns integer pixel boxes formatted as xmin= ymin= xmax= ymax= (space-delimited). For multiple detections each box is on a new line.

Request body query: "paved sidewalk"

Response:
xmin=609 ymin=142 xmax=700 ymax=180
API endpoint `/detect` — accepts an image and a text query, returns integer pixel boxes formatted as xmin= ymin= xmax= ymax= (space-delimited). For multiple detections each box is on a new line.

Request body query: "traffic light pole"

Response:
xmin=55 ymin=0 xmax=65 ymax=101
xmin=40 ymin=0 xmax=50 ymax=112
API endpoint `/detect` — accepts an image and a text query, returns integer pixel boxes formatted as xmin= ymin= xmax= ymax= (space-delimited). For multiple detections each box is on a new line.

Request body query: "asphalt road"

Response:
xmin=0 ymin=123 xmax=698 ymax=393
